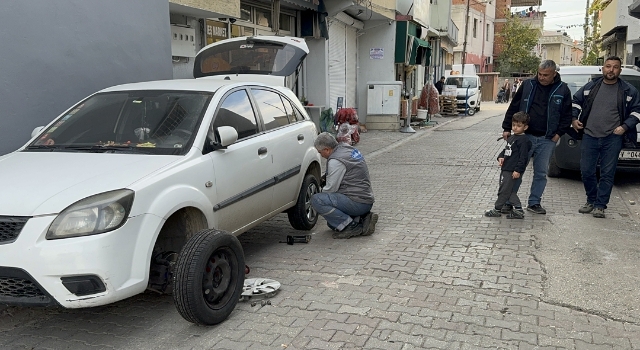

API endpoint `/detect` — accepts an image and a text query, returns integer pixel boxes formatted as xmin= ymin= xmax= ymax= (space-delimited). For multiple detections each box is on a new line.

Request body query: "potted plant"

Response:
xmin=300 ymin=96 xmax=309 ymax=106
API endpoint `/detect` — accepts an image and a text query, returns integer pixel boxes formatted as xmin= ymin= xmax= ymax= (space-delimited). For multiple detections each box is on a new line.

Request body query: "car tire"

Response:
xmin=547 ymin=150 xmax=563 ymax=178
xmin=173 ymin=229 xmax=245 ymax=326
xmin=287 ymin=173 xmax=320 ymax=230
xmin=466 ymin=108 xmax=476 ymax=116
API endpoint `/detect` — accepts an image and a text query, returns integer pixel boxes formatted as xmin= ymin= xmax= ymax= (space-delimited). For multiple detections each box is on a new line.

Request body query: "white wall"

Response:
xmin=304 ymin=39 xmax=330 ymax=108
xmin=357 ymin=21 xmax=397 ymax=122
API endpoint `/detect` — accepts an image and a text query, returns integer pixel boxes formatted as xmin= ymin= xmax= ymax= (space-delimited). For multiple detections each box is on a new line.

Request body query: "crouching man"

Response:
xmin=311 ymin=132 xmax=378 ymax=239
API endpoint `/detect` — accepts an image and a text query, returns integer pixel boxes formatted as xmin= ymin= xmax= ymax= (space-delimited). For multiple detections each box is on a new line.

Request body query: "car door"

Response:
xmin=250 ymin=88 xmax=307 ymax=213
xmin=207 ymin=88 xmax=273 ymax=233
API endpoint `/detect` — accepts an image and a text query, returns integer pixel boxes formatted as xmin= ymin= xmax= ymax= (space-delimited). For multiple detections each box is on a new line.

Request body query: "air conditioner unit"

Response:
xmin=485 ymin=56 xmax=492 ymax=64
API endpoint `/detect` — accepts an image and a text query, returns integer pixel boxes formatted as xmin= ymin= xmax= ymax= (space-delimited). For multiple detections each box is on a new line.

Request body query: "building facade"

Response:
xmin=599 ymin=0 xmax=640 ymax=65
xmin=537 ymin=30 xmax=576 ymax=66
xmin=451 ymin=0 xmax=497 ymax=73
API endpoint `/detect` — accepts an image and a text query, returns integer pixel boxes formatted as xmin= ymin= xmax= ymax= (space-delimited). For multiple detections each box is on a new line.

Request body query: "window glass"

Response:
xmin=623 ymin=75 xmax=640 ymax=92
xmin=27 ymin=91 xmax=211 ymax=155
xmin=255 ymin=8 xmax=271 ymax=27
xmin=561 ymin=74 xmax=597 ymax=95
xmin=279 ymin=13 xmax=292 ymax=31
xmin=240 ymin=4 xmax=251 ymax=21
xmin=281 ymin=97 xmax=299 ymax=123
xmin=252 ymin=89 xmax=289 ymax=130
xmin=212 ymin=90 xmax=258 ymax=139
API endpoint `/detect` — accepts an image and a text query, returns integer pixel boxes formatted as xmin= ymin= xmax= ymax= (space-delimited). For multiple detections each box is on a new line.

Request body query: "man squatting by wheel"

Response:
xmin=311 ymin=132 xmax=378 ymax=239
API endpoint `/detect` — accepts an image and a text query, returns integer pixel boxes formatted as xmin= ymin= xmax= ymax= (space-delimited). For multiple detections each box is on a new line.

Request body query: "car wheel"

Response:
xmin=547 ymin=150 xmax=563 ymax=178
xmin=466 ymin=108 xmax=476 ymax=116
xmin=287 ymin=173 xmax=320 ymax=230
xmin=173 ymin=229 xmax=245 ymax=325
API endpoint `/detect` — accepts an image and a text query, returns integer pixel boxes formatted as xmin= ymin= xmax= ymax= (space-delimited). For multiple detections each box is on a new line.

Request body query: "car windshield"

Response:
xmin=26 ymin=90 xmax=212 ymax=155
xmin=562 ymin=74 xmax=599 ymax=95
xmin=445 ymin=77 xmax=478 ymax=88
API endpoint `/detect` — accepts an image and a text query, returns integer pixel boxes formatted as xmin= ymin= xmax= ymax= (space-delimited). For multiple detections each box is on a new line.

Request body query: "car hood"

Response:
xmin=0 ymin=152 xmax=179 ymax=216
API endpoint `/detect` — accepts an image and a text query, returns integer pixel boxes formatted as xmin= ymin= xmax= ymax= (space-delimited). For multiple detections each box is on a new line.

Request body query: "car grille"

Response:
xmin=0 ymin=267 xmax=56 ymax=306
xmin=0 ymin=216 xmax=30 ymax=244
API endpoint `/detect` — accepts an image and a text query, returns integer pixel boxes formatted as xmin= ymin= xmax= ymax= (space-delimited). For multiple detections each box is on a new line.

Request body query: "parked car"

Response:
xmin=548 ymin=65 xmax=640 ymax=177
xmin=0 ymin=36 xmax=322 ymax=325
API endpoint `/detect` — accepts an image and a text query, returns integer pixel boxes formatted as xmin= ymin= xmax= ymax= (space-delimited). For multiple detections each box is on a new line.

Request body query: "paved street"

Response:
xmin=3 ymin=102 xmax=640 ymax=349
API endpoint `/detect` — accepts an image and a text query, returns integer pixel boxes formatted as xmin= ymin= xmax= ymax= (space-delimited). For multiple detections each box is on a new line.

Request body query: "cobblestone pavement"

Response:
xmin=2 ymin=104 xmax=640 ymax=349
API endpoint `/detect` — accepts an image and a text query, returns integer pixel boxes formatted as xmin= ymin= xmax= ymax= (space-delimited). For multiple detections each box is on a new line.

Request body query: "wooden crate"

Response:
xmin=439 ymin=95 xmax=458 ymax=116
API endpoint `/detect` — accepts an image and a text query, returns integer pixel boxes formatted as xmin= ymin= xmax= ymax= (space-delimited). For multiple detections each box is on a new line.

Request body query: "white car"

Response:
xmin=0 ymin=36 xmax=322 ymax=325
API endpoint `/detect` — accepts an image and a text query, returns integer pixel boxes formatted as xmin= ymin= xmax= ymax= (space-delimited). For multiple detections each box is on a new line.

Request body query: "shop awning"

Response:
xmin=282 ymin=0 xmax=319 ymax=11
xmin=408 ymin=37 xmax=431 ymax=66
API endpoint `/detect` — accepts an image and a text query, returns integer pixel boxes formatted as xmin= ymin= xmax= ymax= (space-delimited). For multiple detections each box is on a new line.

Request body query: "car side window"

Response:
xmin=252 ymin=89 xmax=289 ymax=130
xmin=281 ymin=97 xmax=303 ymax=123
xmin=212 ymin=90 xmax=258 ymax=140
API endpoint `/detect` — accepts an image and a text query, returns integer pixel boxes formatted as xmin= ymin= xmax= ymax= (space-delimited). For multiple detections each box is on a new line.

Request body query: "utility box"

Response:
xmin=367 ymin=81 xmax=402 ymax=115
xmin=170 ymin=25 xmax=196 ymax=57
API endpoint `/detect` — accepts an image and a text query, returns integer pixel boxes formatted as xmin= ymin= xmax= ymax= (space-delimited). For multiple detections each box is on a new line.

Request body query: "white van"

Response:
xmin=444 ymin=73 xmax=481 ymax=115
xmin=549 ymin=65 xmax=640 ymax=176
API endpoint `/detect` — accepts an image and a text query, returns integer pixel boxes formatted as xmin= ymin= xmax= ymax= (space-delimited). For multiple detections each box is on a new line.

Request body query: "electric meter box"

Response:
xmin=170 ymin=25 xmax=196 ymax=57
xmin=367 ymin=81 xmax=402 ymax=115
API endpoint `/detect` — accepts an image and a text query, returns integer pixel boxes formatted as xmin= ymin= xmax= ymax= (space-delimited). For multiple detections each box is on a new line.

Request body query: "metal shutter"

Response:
xmin=345 ymin=26 xmax=357 ymax=109
xmin=328 ymin=20 xmax=346 ymax=112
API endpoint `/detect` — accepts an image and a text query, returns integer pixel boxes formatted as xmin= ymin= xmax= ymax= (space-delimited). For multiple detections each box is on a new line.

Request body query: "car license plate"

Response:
xmin=619 ymin=150 xmax=640 ymax=159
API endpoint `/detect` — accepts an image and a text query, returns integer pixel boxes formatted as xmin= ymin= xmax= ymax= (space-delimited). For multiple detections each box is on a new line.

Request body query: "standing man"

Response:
xmin=502 ymin=60 xmax=573 ymax=214
xmin=503 ymin=79 xmax=512 ymax=103
xmin=434 ymin=76 xmax=445 ymax=95
xmin=571 ymin=56 xmax=640 ymax=218
xmin=311 ymin=132 xmax=378 ymax=239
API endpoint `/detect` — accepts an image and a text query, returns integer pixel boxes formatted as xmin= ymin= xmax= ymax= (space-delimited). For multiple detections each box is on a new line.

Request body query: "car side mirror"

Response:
xmin=208 ymin=126 xmax=238 ymax=150
xmin=31 ymin=126 xmax=44 ymax=138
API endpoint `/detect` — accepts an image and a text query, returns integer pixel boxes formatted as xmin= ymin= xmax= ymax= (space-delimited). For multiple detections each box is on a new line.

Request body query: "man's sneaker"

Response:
xmin=361 ymin=212 xmax=378 ymax=236
xmin=484 ymin=209 xmax=502 ymax=217
xmin=500 ymin=204 xmax=513 ymax=214
xmin=579 ymin=202 xmax=594 ymax=214
xmin=507 ymin=209 xmax=525 ymax=219
xmin=526 ymin=204 xmax=546 ymax=214
xmin=332 ymin=221 xmax=363 ymax=239
xmin=592 ymin=207 xmax=605 ymax=218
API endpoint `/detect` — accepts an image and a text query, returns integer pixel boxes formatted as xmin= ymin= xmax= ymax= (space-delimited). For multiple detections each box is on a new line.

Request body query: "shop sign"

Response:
xmin=370 ymin=48 xmax=384 ymax=60
xmin=206 ymin=20 xmax=228 ymax=45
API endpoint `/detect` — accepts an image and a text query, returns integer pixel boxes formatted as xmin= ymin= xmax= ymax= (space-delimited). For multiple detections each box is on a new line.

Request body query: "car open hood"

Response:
xmin=193 ymin=36 xmax=308 ymax=82
xmin=0 ymin=152 xmax=179 ymax=216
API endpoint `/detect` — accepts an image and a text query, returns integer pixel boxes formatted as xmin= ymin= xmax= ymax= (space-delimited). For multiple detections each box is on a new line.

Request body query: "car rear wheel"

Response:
xmin=466 ymin=107 xmax=476 ymax=116
xmin=287 ymin=173 xmax=319 ymax=230
xmin=547 ymin=150 xmax=563 ymax=178
xmin=173 ymin=229 xmax=245 ymax=325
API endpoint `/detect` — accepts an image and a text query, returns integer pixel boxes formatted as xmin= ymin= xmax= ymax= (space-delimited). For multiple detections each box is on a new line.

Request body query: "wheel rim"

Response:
xmin=304 ymin=181 xmax=319 ymax=222
xmin=202 ymin=248 xmax=237 ymax=309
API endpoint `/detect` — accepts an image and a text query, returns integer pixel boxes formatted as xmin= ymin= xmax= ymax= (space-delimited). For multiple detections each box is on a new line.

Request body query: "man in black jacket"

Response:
xmin=501 ymin=60 xmax=573 ymax=215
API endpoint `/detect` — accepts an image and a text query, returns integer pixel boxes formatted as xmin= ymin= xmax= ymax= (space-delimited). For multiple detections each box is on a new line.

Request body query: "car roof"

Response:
xmin=99 ymin=77 xmax=283 ymax=93
xmin=559 ymin=65 xmax=640 ymax=76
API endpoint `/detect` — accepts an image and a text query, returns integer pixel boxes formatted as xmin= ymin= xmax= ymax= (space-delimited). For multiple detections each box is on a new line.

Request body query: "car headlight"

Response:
xmin=47 ymin=189 xmax=134 ymax=239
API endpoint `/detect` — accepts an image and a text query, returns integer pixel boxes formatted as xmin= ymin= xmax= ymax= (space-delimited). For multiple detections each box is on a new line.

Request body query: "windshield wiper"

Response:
xmin=62 ymin=145 xmax=151 ymax=153
xmin=24 ymin=145 xmax=61 ymax=151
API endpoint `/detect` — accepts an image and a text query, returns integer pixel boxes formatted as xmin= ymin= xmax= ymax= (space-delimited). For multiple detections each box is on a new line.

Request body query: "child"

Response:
xmin=485 ymin=112 xmax=532 ymax=219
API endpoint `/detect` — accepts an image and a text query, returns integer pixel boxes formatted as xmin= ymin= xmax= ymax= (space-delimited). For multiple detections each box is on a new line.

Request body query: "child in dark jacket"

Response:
xmin=485 ymin=112 xmax=532 ymax=219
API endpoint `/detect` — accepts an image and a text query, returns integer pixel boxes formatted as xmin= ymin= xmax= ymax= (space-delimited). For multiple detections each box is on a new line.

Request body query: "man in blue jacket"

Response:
xmin=502 ymin=60 xmax=573 ymax=215
xmin=571 ymin=56 xmax=640 ymax=218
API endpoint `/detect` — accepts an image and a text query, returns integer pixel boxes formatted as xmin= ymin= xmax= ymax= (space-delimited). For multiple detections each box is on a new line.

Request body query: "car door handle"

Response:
xmin=258 ymin=147 xmax=268 ymax=156
xmin=297 ymin=134 xmax=304 ymax=141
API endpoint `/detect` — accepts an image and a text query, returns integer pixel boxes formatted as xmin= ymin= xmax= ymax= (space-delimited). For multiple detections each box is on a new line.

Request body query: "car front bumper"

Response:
xmin=0 ymin=213 xmax=162 ymax=308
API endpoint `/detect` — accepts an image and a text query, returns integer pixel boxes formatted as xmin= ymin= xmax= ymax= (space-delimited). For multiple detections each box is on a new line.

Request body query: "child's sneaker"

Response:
xmin=484 ymin=209 xmax=502 ymax=217
xmin=507 ymin=209 xmax=525 ymax=219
